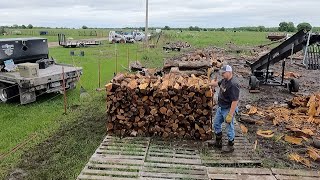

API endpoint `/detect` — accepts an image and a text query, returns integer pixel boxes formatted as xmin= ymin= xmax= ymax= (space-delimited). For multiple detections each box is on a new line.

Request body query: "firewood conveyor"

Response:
xmin=247 ymin=29 xmax=320 ymax=92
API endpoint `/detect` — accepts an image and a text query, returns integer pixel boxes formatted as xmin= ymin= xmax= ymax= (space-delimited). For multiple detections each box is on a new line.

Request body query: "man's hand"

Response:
xmin=209 ymin=78 xmax=218 ymax=87
xmin=225 ymin=113 xmax=233 ymax=124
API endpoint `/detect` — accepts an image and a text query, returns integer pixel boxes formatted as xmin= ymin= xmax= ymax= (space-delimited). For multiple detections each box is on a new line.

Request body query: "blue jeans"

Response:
xmin=213 ymin=106 xmax=237 ymax=141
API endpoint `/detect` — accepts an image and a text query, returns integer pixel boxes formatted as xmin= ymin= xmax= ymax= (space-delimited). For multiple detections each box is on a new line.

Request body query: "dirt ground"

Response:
xmin=226 ymin=51 xmax=320 ymax=170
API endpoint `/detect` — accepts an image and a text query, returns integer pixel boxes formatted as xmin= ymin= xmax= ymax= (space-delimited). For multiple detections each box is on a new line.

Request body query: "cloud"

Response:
xmin=0 ymin=0 xmax=319 ymax=28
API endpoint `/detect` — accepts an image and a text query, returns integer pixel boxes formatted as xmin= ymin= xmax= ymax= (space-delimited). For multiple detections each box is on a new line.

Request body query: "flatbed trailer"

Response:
xmin=58 ymin=34 xmax=101 ymax=48
xmin=0 ymin=37 xmax=82 ymax=104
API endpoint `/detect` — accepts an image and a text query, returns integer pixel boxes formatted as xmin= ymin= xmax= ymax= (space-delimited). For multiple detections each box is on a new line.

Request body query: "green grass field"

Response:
xmin=0 ymin=30 xmax=269 ymax=179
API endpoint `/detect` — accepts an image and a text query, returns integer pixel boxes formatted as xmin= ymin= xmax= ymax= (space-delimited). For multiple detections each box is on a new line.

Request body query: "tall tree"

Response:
xmin=297 ymin=22 xmax=312 ymax=31
xmin=287 ymin=22 xmax=296 ymax=32
xmin=27 ymin=24 xmax=33 ymax=29
xmin=279 ymin=22 xmax=288 ymax=32
xmin=164 ymin=26 xmax=170 ymax=30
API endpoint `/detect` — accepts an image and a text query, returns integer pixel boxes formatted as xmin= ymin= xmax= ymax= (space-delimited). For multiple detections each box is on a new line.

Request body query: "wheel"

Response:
xmin=249 ymin=76 xmax=259 ymax=90
xmin=289 ymin=79 xmax=299 ymax=92
xmin=0 ymin=83 xmax=19 ymax=103
xmin=119 ymin=39 xmax=126 ymax=43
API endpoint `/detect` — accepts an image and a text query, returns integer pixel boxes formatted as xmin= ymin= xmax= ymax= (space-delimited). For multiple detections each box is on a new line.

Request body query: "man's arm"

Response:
xmin=228 ymin=82 xmax=240 ymax=116
xmin=229 ymin=101 xmax=238 ymax=116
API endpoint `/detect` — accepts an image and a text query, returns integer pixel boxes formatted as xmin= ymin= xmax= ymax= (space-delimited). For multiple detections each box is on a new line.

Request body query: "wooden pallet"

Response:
xmin=140 ymin=139 xmax=209 ymax=179
xmin=201 ymin=123 xmax=261 ymax=166
xmin=207 ymin=167 xmax=320 ymax=180
xmin=207 ymin=167 xmax=276 ymax=180
xmin=78 ymin=136 xmax=320 ymax=180
xmin=271 ymin=168 xmax=320 ymax=180
xmin=77 ymin=136 xmax=150 ymax=180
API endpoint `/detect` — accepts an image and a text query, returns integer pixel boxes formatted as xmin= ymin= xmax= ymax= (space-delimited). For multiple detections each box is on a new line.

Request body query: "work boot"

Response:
xmin=222 ymin=140 xmax=234 ymax=153
xmin=208 ymin=132 xmax=222 ymax=149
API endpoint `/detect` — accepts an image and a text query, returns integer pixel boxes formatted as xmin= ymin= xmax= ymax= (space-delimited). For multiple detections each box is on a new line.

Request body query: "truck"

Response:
xmin=108 ymin=31 xmax=147 ymax=44
xmin=0 ymin=37 xmax=82 ymax=104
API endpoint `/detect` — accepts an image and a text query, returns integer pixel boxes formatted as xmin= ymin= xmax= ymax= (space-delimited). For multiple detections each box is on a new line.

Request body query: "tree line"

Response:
xmin=0 ymin=22 xmax=316 ymax=35
xmin=162 ymin=22 xmax=313 ymax=32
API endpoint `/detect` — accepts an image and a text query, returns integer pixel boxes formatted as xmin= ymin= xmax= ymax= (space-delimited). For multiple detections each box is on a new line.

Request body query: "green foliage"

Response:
xmin=0 ymin=27 xmax=5 ymax=35
xmin=258 ymin=26 xmax=266 ymax=32
xmin=279 ymin=22 xmax=295 ymax=32
xmin=279 ymin=22 xmax=288 ymax=32
xmin=297 ymin=22 xmax=312 ymax=31
xmin=287 ymin=22 xmax=296 ymax=32
xmin=27 ymin=24 xmax=33 ymax=29
xmin=163 ymin=26 xmax=170 ymax=30
xmin=21 ymin=25 xmax=26 ymax=29
xmin=189 ymin=26 xmax=201 ymax=31
xmin=82 ymin=25 xmax=88 ymax=29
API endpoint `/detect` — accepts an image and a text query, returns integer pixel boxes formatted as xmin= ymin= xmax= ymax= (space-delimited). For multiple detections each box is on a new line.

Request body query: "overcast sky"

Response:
xmin=0 ymin=0 xmax=319 ymax=28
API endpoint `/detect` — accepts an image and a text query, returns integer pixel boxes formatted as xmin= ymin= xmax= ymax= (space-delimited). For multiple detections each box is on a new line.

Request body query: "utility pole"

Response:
xmin=145 ymin=0 xmax=149 ymax=48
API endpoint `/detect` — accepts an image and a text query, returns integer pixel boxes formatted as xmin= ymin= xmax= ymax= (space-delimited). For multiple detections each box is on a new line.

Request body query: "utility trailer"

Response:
xmin=58 ymin=34 xmax=101 ymax=48
xmin=0 ymin=37 xmax=82 ymax=104
xmin=247 ymin=30 xmax=320 ymax=92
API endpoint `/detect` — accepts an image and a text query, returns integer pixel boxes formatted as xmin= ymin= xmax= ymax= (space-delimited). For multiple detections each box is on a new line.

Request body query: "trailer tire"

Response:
xmin=289 ymin=79 xmax=299 ymax=92
xmin=0 ymin=83 xmax=19 ymax=103
xmin=249 ymin=76 xmax=259 ymax=90
xmin=120 ymin=39 xmax=126 ymax=44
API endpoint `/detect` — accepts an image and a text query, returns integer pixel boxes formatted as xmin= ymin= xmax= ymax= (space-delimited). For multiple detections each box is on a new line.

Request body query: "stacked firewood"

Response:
xmin=163 ymin=48 xmax=224 ymax=75
xmin=105 ymin=73 xmax=214 ymax=140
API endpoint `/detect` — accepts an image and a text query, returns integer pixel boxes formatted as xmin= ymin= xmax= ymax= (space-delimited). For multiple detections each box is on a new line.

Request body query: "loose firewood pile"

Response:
xmin=105 ymin=73 xmax=214 ymax=140
xmin=163 ymin=48 xmax=224 ymax=75
xmin=164 ymin=41 xmax=191 ymax=49
xmin=242 ymin=94 xmax=320 ymax=167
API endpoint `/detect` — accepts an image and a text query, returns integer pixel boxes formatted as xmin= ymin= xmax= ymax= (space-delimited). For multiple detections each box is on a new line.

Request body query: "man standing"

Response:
xmin=209 ymin=65 xmax=240 ymax=153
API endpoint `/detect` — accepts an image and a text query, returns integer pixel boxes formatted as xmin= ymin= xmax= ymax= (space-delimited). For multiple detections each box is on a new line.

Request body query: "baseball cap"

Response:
xmin=220 ymin=65 xmax=233 ymax=73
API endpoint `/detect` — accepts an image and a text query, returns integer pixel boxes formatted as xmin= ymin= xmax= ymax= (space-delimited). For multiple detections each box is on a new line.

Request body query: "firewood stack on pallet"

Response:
xmin=105 ymin=73 xmax=214 ymax=140
xmin=163 ymin=48 xmax=224 ymax=76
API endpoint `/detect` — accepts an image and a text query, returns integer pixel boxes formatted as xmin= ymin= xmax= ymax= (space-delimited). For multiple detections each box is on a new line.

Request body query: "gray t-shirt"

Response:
xmin=218 ymin=77 xmax=240 ymax=109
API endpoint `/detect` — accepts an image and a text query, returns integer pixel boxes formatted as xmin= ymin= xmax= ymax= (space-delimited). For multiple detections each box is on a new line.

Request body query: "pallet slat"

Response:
xmin=140 ymin=172 xmax=208 ymax=179
xmin=147 ymin=156 xmax=202 ymax=165
xmin=82 ymin=168 xmax=138 ymax=177
xmin=78 ymin=174 xmax=137 ymax=180
xmin=87 ymin=163 xmax=141 ymax=171
xmin=271 ymin=168 xmax=320 ymax=177
xmin=207 ymin=167 xmax=272 ymax=175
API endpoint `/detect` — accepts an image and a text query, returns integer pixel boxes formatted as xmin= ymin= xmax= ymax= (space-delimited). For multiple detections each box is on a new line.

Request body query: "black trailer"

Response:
xmin=58 ymin=34 xmax=101 ymax=48
xmin=247 ymin=30 xmax=320 ymax=92
xmin=0 ymin=37 xmax=82 ymax=104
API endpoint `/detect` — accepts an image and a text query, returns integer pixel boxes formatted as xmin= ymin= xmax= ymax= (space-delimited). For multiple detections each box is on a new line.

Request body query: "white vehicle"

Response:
xmin=108 ymin=31 xmax=148 ymax=43
xmin=109 ymin=31 xmax=127 ymax=43
xmin=132 ymin=31 xmax=146 ymax=41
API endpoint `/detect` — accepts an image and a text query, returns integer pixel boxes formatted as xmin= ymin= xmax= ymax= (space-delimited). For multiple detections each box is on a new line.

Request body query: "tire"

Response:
xmin=120 ymin=39 xmax=126 ymax=44
xmin=0 ymin=83 xmax=19 ymax=103
xmin=249 ymin=76 xmax=259 ymax=90
xmin=289 ymin=79 xmax=299 ymax=92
